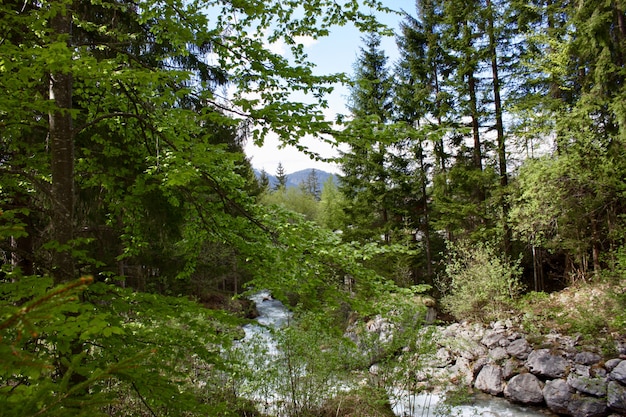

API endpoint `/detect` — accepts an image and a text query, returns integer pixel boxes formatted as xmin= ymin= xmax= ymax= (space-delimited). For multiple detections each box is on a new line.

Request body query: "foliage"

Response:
xmin=438 ymin=241 xmax=523 ymax=322
xmin=0 ymin=273 xmax=255 ymax=417
xmin=259 ymin=187 xmax=319 ymax=222
xmin=316 ymin=175 xmax=346 ymax=231
xmin=309 ymin=386 xmax=395 ymax=417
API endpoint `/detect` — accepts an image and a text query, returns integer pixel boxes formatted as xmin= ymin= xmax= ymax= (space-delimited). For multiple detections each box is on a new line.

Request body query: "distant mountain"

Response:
xmin=254 ymin=168 xmax=338 ymax=190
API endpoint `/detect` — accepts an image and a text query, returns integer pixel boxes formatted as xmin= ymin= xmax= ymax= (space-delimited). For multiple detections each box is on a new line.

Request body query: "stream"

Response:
xmin=240 ymin=291 xmax=553 ymax=417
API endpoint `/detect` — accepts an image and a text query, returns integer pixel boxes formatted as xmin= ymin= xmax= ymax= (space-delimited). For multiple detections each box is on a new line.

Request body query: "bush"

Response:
xmin=438 ymin=241 xmax=523 ymax=322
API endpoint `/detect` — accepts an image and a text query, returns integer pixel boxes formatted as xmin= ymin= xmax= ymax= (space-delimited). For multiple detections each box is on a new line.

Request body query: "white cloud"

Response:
xmin=293 ymin=35 xmax=318 ymax=48
xmin=263 ymin=33 xmax=319 ymax=57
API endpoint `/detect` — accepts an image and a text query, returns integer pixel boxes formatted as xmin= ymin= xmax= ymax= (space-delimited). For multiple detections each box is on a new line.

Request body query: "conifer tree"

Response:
xmin=275 ymin=162 xmax=288 ymax=190
xmin=339 ymin=33 xmax=395 ymax=243
xmin=258 ymin=169 xmax=271 ymax=191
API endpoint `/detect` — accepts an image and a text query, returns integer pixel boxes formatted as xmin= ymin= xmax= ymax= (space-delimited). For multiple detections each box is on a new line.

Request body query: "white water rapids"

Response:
xmin=239 ymin=291 xmax=553 ymax=417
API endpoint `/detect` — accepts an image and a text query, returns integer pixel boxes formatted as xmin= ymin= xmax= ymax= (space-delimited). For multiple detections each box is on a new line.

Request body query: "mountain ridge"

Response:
xmin=253 ymin=168 xmax=338 ymax=189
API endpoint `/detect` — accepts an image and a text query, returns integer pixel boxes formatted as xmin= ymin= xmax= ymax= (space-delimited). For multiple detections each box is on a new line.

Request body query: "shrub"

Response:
xmin=438 ymin=241 xmax=523 ymax=322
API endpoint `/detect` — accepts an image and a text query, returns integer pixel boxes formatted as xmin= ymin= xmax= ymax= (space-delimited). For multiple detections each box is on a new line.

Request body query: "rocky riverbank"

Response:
xmin=361 ymin=318 xmax=626 ymax=417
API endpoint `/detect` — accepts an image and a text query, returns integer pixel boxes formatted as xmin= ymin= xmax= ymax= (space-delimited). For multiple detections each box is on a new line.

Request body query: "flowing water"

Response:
xmin=241 ymin=292 xmax=553 ymax=417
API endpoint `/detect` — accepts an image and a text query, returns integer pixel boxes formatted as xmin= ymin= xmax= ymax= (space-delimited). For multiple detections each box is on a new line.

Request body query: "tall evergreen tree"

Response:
xmin=339 ymin=33 xmax=395 ymax=243
xmin=275 ymin=162 xmax=288 ymax=190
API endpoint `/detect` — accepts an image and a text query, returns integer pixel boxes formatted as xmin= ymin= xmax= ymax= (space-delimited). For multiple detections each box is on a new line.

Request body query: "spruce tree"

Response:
xmin=339 ymin=32 xmax=395 ymax=244
xmin=275 ymin=162 xmax=288 ymax=190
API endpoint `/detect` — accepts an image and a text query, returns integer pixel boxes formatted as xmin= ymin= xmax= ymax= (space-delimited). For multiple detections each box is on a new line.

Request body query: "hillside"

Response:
xmin=254 ymin=168 xmax=338 ymax=189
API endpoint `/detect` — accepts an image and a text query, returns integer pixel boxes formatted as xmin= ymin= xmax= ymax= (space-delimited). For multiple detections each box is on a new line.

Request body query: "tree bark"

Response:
xmin=486 ymin=0 xmax=512 ymax=255
xmin=49 ymin=1 xmax=75 ymax=284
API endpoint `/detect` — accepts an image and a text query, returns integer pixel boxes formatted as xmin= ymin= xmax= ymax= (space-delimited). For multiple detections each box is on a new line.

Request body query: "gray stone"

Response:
xmin=608 ymin=380 xmax=626 ymax=413
xmin=502 ymin=358 xmax=521 ymax=380
xmin=506 ymin=338 xmax=531 ymax=360
xmin=576 ymin=351 xmax=602 ymax=366
xmin=567 ymin=373 xmax=608 ymax=397
xmin=481 ymin=330 xmax=505 ymax=348
xmin=433 ymin=347 xmax=453 ymax=367
xmin=472 ymin=356 xmax=488 ymax=376
xmin=458 ymin=341 xmax=487 ymax=361
xmin=491 ymin=320 xmax=506 ymax=331
xmin=543 ymin=378 xmax=573 ymax=415
xmin=605 ymin=358 xmax=622 ymax=372
xmin=448 ymin=356 xmax=473 ymax=386
xmin=504 ymin=373 xmax=544 ymax=405
xmin=526 ymin=348 xmax=570 ymax=378
xmin=488 ymin=346 xmax=509 ymax=363
xmin=610 ymin=360 xmax=626 ymax=384
xmin=592 ymin=366 xmax=607 ymax=378
xmin=567 ymin=395 xmax=608 ymax=417
xmin=572 ymin=363 xmax=592 ymax=378
xmin=474 ymin=364 xmax=504 ymax=396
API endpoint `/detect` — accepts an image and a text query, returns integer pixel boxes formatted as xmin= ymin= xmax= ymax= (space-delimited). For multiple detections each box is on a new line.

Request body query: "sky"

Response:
xmin=243 ymin=1 xmax=416 ymax=175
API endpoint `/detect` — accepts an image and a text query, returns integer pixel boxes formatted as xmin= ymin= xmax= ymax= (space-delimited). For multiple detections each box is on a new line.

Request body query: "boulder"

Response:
xmin=605 ymin=358 xmax=622 ymax=372
xmin=472 ymin=356 xmax=488 ymax=376
xmin=502 ymin=357 xmax=522 ymax=380
xmin=458 ymin=340 xmax=487 ymax=361
xmin=526 ymin=348 xmax=570 ymax=378
xmin=474 ymin=364 xmax=504 ymax=396
xmin=432 ymin=347 xmax=453 ymax=367
xmin=567 ymin=395 xmax=608 ymax=417
xmin=488 ymin=346 xmax=509 ymax=363
xmin=608 ymin=380 xmax=626 ymax=413
xmin=506 ymin=338 xmax=531 ymax=360
xmin=543 ymin=378 xmax=573 ymax=414
xmin=610 ymin=360 xmax=626 ymax=384
xmin=575 ymin=351 xmax=602 ymax=366
xmin=504 ymin=373 xmax=544 ymax=405
xmin=481 ymin=330 xmax=506 ymax=348
xmin=567 ymin=373 xmax=608 ymax=397
xmin=448 ymin=356 xmax=473 ymax=386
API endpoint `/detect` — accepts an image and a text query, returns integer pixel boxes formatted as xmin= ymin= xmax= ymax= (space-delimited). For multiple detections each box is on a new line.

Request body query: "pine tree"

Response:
xmin=259 ymin=169 xmax=271 ymax=191
xmin=339 ymin=33 xmax=395 ymax=244
xmin=275 ymin=162 xmax=288 ymax=190
xmin=302 ymin=169 xmax=321 ymax=200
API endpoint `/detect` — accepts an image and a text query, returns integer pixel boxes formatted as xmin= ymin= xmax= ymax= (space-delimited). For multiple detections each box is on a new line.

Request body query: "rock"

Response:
xmin=572 ymin=363 xmax=592 ymax=378
xmin=502 ymin=358 xmax=521 ymax=380
xmin=592 ymin=365 xmax=607 ymax=378
xmin=607 ymin=380 xmax=626 ymax=413
xmin=575 ymin=351 xmax=602 ymax=366
xmin=504 ymin=373 xmax=545 ymax=405
xmin=458 ymin=341 xmax=487 ymax=361
xmin=526 ymin=348 xmax=570 ymax=378
xmin=567 ymin=395 xmax=608 ymax=417
xmin=488 ymin=346 xmax=509 ymax=363
xmin=543 ymin=378 xmax=573 ymax=415
xmin=506 ymin=338 xmax=531 ymax=360
xmin=474 ymin=364 xmax=504 ymax=396
xmin=448 ymin=356 xmax=473 ymax=386
xmin=472 ymin=356 xmax=488 ymax=376
xmin=567 ymin=373 xmax=607 ymax=397
xmin=605 ymin=358 xmax=622 ymax=372
xmin=433 ymin=347 xmax=453 ymax=367
xmin=610 ymin=360 xmax=626 ymax=384
xmin=482 ymin=330 xmax=505 ymax=348
xmin=491 ymin=320 xmax=506 ymax=331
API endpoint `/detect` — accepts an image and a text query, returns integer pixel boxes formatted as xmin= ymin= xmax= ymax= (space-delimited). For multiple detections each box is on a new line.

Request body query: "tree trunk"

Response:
xmin=49 ymin=1 xmax=75 ymax=284
xmin=486 ymin=0 xmax=512 ymax=255
xmin=419 ymin=150 xmax=433 ymax=279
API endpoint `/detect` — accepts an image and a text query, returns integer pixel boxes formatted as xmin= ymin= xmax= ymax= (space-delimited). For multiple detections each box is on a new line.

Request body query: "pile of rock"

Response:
xmin=413 ymin=320 xmax=626 ymax=417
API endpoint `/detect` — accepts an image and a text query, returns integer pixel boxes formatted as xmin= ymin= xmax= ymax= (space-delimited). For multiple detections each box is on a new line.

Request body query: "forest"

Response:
xmin=1 ymin=0 xmax=626 ymax=415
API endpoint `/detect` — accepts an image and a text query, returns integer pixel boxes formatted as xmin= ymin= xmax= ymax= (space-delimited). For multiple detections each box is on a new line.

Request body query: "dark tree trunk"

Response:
xmin=49 ymin=1 xmax=75 ymax=284
xmin=486 ymin=0 xmax=512 ymax=255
